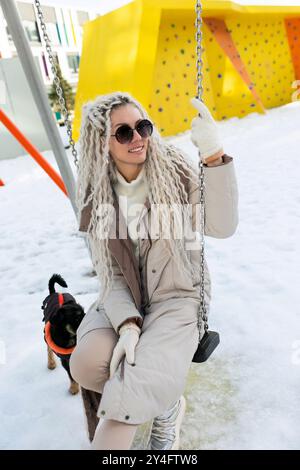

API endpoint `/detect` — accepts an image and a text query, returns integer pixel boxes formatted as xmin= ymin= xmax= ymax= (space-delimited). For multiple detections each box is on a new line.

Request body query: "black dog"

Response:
xmin=41 ymin=274 xmax=85 ymax=394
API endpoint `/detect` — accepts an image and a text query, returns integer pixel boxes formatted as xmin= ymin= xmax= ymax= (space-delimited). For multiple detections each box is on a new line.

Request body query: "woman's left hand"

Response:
xmin=190 ymin=97 xmax=224 ymax=163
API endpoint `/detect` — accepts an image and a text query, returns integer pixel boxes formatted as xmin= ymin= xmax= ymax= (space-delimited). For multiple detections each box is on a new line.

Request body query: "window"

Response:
xmin=67 ymin=53 xmax=80 ymax=74
xmin=23 ymin=20 xmax=41 ymax=43
xmin=16 ymin=2 xmax=40 ymax=43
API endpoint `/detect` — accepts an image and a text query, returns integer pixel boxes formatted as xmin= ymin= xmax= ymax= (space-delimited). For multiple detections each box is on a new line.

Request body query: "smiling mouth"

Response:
xmin=128 ymin=145 xmax=144 ymax=153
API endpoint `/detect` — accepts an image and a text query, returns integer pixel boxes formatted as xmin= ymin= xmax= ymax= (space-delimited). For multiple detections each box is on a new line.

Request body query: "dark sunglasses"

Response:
xmin=111 ymin=119 xmax=153 ymax=144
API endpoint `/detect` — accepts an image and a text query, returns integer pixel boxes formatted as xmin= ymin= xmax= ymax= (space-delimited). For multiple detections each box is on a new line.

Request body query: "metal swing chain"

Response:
xmin=195 ymin=0 xmax=209 ymax=342
xmin=34 ymin=0 xmax=79 ymax=170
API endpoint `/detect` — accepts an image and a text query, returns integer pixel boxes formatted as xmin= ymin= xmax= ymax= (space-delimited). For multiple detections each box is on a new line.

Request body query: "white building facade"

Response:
xmin=0 ymin=1 xmax=98 ymax=91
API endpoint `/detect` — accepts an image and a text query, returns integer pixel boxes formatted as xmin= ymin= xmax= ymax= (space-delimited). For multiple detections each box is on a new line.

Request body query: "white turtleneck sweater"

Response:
xmin=113 ymin=166 xmax=149 ymax=260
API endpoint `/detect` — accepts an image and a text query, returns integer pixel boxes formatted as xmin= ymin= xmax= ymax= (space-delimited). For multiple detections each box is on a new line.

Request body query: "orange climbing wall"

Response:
xmin=285 ymin=18 xmax=300 ymax=80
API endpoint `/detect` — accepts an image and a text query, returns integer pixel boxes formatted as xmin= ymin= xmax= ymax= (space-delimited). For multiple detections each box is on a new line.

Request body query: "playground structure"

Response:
xmin=0 ymin=108 xmax=67 ymax=195
xmin=73 ymin=0 xmax=300 ymax=139
xmin=1 ymin=0 xmax=300 ymax=449
xmin=0 ymin=0 xmax=77 ymax=215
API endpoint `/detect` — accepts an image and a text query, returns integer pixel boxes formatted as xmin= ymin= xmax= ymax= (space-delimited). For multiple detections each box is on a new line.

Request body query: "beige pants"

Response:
xmin=70 ymin=328 xmax=139 ymax=450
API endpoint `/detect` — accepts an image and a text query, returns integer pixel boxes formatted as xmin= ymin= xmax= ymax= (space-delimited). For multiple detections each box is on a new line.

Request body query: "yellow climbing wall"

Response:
xmin=73 ymin=0 xmax=300 ymax=140
xmin=148 ymin=9 xmax=214 ymax=136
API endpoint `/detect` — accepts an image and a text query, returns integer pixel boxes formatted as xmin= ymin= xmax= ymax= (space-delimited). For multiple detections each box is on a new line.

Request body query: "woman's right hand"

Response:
xmin=109 ymin=322 xmax=141 ymax=379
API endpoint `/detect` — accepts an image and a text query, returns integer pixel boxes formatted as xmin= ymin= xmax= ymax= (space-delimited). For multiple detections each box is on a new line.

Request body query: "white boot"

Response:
xmin=147 ymin=395 xmax=186 ymax=450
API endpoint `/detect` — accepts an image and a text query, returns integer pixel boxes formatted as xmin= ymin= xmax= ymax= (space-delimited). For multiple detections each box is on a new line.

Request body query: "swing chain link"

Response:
xmin=34 ymin=0 xmax=79 ymax=170
xmin=195 ymin=0 xmax=209 ymax=342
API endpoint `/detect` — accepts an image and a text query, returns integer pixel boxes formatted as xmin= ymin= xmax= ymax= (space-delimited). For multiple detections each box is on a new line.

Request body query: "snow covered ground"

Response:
xmin=0 ymin=102 xmax=300 ymax=449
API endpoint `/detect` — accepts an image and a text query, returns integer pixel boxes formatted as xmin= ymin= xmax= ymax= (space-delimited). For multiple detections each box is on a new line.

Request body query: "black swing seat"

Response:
xmin=192 ymin=330 xmax=220 ymax=363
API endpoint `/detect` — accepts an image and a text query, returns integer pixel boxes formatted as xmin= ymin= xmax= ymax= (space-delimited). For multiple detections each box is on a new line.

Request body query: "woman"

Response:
xmin=70 ymin=91 xmax=239 ymax=450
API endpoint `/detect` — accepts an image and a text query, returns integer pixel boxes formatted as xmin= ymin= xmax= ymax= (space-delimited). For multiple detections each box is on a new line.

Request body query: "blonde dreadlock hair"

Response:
xmin=76 ymin=91 xmax=200 ymax=307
